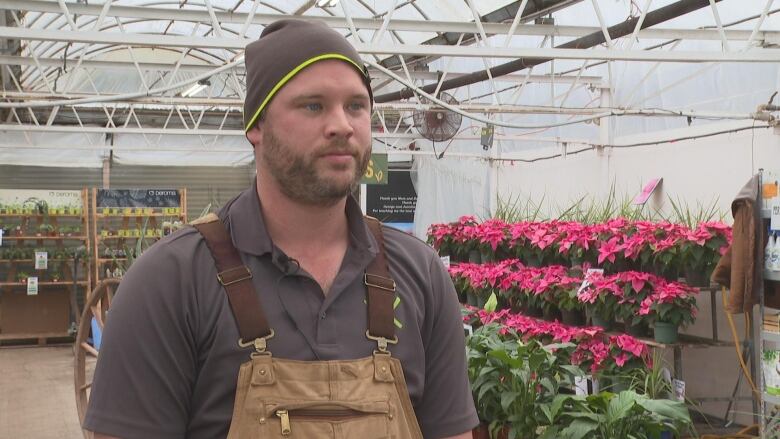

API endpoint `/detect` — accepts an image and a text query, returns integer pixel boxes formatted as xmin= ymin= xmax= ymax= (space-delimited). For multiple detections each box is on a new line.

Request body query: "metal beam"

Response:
xmin=2 ymin=26 xmax=778 ymax=62
xmin=0 ymin=54 xmax=602 ymax=84
xmin=3 ymin=0 xmax=777 ymax=42
xmin=375 ymin=0 xmax=724 ymax=103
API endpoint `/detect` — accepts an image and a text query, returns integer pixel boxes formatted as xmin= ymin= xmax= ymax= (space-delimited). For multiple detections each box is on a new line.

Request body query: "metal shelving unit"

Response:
xmin=759 ymin=169 xmax=780 ymax=437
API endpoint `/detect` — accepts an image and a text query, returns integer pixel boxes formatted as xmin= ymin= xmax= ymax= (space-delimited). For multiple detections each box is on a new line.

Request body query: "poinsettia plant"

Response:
xmin=429 ymin=217 xmax=731 ymax=284
xmin=463 ymin=306 xmax=651 ymax=375
xmin=639 ymin=280 xmax=699 ymax=328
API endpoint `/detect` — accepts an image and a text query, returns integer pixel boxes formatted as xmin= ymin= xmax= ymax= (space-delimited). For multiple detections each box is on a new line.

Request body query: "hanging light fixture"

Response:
xmin=181 ymin=79 xmax=211 ymax=97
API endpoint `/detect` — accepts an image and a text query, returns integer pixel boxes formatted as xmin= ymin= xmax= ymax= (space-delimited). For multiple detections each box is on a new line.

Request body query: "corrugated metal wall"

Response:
xmin=0 ymin=163 xmax=256 ymax=219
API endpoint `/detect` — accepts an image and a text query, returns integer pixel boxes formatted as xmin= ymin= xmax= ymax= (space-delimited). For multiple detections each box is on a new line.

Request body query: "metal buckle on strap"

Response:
xmin=238 ymin=329 xmax=275 ymax=356
xmin=364 ymin=273 xmax=396 ymax=292
xmin=366 ymin=330 xmax=398 ymax=354
xmin=217 ymin=265 xmax=252 ymax=286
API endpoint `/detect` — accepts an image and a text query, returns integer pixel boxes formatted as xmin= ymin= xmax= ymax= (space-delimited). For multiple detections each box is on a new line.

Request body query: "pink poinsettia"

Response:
xmin=597 ymin=236 xmax=623 ymax=264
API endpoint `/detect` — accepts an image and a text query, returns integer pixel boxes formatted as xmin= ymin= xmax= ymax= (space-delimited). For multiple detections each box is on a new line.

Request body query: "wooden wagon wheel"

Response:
xmin=74 ymin=278 xmax=121 ymax=439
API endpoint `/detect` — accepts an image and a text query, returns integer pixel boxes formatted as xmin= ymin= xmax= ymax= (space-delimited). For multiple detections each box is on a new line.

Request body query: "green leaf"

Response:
xmin=484 ymin=291 xmax=498 ymax=312
xmin=540 ymin=377 xmax=556 ymax=394
xmin=636 ymin=398 xmax=691 ymax=424
xmin=606 ymin=391 xmax=637 ymax=424
xmin=560 ymin=419 xmax=598 ymax=439
xmin=540 ymin=403 xmax=553 ymax=424
xmin=501 ymin=391 xmax=520 ymax=412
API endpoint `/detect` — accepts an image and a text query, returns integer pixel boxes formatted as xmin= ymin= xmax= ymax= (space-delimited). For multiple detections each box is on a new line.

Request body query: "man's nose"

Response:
xmin=324 ymin=106 xmax=354 ymax=139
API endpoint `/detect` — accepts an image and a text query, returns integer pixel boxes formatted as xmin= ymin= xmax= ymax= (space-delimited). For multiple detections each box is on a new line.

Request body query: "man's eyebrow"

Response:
xmin=291 ymin=93 xmax=370 ymax=102
xmin=291 ymin=94 xmax=324 ymax=102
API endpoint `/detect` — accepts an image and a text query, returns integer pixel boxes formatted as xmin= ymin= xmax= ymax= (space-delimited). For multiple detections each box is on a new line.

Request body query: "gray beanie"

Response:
xmin=243 ymin=19 xmax=372 ymax=131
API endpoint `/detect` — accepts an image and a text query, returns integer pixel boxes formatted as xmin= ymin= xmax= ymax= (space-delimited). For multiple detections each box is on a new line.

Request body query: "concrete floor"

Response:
xmin=0 ymin=345 xmax=87 ymax=439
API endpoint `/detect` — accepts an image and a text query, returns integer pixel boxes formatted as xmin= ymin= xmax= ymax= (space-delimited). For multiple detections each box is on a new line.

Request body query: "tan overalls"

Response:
xmin=194 ymin=216 xmax=425 ymax=438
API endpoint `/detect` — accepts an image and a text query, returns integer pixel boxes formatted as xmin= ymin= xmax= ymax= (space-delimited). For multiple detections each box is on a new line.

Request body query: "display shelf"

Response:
xmin=95 ymin=213 xmax=181 ymax=218
xmin=0 ymin=188 xmax=91 ymax=342
xmin=97 ymin=235 xmax=163 ymax=240
xmin=0 ymin=213 xmax=83 ymax=218
xmin=0 ymin=331 xmax=71 ymax=342
xmin=0 ymin=281 xmax=90 ymax=287
xmin=91 ymin=188 xmax=187 ymax=291
xmin=766 ymin=269 xmax=780 ymax=282
xmin=1 ymin=235 xmax=88 ymax=240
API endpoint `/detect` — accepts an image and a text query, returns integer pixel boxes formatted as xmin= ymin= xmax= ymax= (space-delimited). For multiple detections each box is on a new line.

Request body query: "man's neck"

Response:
xmin=256 ymin=176 xmax=349 ymax=256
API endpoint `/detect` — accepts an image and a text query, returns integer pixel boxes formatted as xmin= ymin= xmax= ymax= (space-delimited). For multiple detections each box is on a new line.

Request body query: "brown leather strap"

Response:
xmin=364 ymin=216 xmax=396 ymax=341
xmin=193 ymin=219 xmax=273 ymax=342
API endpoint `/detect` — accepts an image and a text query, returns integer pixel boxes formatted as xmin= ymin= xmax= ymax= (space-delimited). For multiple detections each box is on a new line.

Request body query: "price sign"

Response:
xmin=0 ymin=228 xmax=3 ymax=247
xmin=440 ymin=255 xmax=450 ymax=268
xmin=27 ymin=277 xmax=38 ymax=295
xmin=35 ymin=251 xmax=48 ymax=270
xmin=360 ymin=153 xmax=388 ymax=185
xmin=772 ymin=199 xmax=780 ymax=231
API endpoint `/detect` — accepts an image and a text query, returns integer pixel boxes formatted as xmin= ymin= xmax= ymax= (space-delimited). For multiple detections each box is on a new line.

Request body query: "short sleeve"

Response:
xmin=416 ymin=253 xmax=479 ymax=438
xmin=83 ymin=237 xmax=198 ymax=439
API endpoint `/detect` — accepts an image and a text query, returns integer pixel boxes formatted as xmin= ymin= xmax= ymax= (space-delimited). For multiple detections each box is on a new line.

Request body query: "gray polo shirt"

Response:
xmin=84 ymin=185 xmax=478 ymax=439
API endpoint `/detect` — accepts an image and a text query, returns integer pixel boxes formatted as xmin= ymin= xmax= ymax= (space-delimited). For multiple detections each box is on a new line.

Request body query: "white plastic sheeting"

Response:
xmin=411 ymin=138 xmax=491 ymax=238
xmin=0 ymin=131 xmax=104 ymax=167
xmin=112 ymin=133 xmax=253 ymax=166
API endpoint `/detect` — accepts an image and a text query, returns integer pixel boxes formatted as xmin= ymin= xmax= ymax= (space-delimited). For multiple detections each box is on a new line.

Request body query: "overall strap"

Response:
xmin=363 ymin=216 xmax=398 ymax=352
xmin=192 ymin=214 xmax=273 ymax=351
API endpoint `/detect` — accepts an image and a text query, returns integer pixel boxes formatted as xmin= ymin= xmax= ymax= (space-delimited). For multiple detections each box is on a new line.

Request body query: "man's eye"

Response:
xmin=305 ymin=103 xmax=323 ymax=112
xmin=348 ymin=102 xmax=367 ymax=111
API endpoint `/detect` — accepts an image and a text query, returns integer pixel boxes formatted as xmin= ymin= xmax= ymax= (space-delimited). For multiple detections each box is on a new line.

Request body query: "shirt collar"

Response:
xmin=222 ymin=183 xmax=376 ymax=259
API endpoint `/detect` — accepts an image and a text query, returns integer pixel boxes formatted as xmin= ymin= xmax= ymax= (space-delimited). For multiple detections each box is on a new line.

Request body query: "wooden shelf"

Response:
xmin=0 ymin=331 xmax=72 ymax=342
xmin=97 ymin=257 xmax=126 ymax=262
xmin=97 ymin=236 xmax=161 ymax=240
xmin=0 ymin=281 xmax=89 ymax=287
xmin=1 ymin=235 xmax=88 ymax=240
xmin=0 ymin=213 xmax=83 ymax=218
xmin=96 ymin=213 xmax=183 ymax=218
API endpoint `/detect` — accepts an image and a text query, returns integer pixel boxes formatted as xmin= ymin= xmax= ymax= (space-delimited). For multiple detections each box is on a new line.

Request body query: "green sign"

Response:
xmin=361 ymin=153 xmax=388 ymax=185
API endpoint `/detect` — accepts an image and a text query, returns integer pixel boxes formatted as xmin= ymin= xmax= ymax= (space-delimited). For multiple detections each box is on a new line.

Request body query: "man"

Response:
xmin=85 ymin=19 xmax=477 ymax=439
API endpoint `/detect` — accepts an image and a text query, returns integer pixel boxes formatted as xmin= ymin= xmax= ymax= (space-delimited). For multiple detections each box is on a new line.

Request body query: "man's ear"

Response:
xmin=246 ymin=125 xmax=263 ymax=148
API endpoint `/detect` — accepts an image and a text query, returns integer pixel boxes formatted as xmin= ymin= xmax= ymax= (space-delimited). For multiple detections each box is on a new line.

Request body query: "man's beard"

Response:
xmin=261 ymin=127 xmax=370 ymax=207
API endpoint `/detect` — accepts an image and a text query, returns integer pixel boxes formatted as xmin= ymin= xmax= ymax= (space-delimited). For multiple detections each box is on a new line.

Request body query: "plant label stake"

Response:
xmin=27 ymin=276 xmax=38 ymax=295
xmin=35 ymin=251 xmax=48 ymax=270
xmin=440 ymin=255 xmax=450 ymax=268
xmin=673 ymin=379 xmax=686 ymax=402
xmin=577 ymin=268 xmax=604 ymax=294
xmin=574 ymin=375 xmax=593 ymax=396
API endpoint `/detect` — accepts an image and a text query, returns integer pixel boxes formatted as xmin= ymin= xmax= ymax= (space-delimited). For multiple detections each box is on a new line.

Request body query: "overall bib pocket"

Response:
xmin=264 ymin=399 xmax=392 ymax=438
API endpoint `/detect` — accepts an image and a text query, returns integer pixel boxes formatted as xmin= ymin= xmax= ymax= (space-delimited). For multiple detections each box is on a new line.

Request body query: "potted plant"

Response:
xmin=467 ymin=323 xmax=580 ymax=439
xmin=639 ymin=281 xmax=698 ymax=344
xmin=537 ymin=390 xmax=693 ymax=439
xmin=17 ymin=271 xmax=30 ymax=283
xmin=577 ymin=274 xmax=621 ymax=330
